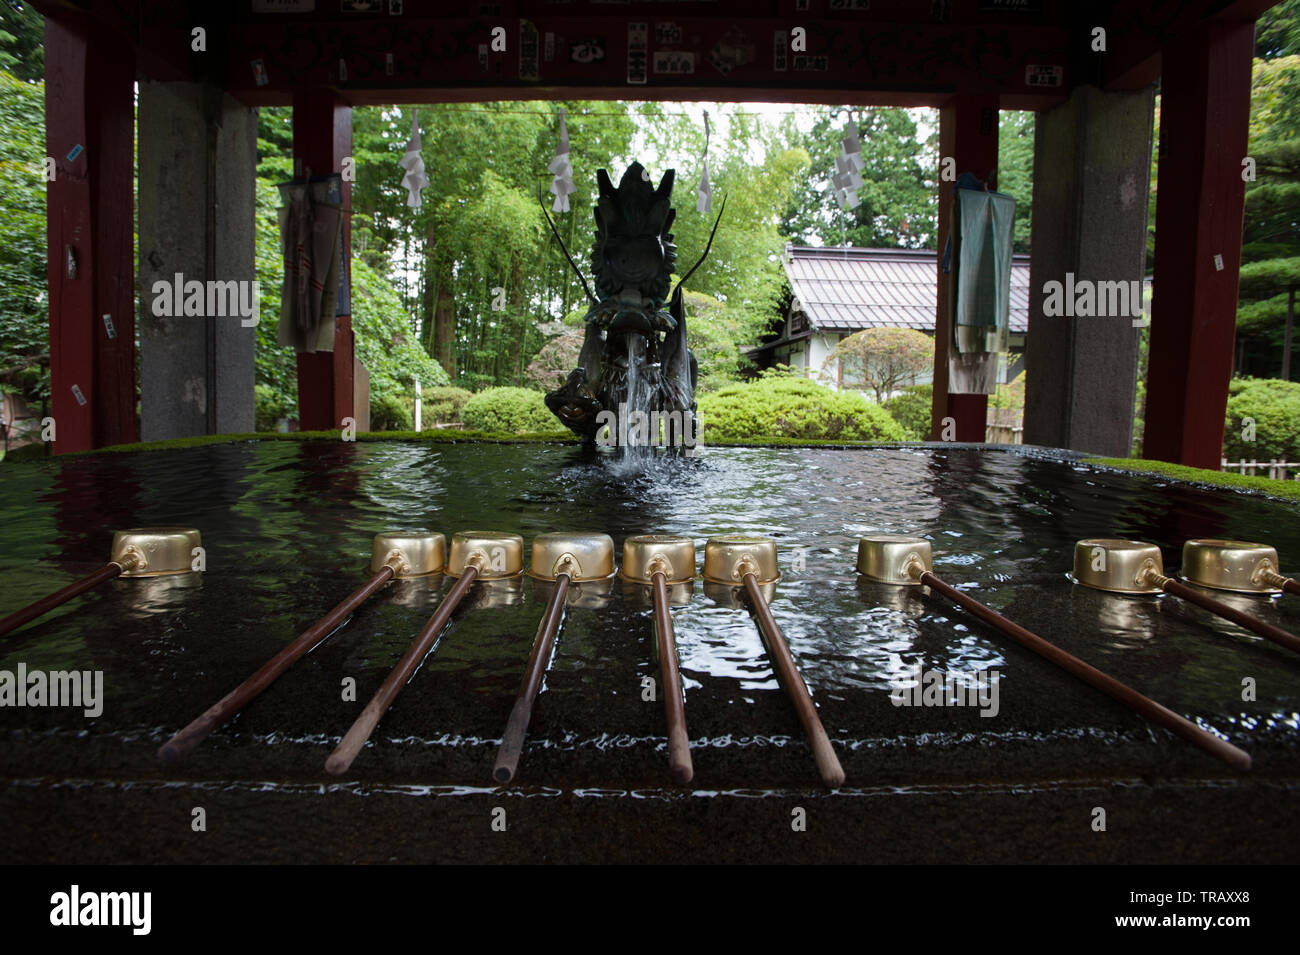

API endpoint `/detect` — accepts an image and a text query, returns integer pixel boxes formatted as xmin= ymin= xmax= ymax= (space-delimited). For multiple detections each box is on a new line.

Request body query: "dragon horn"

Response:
xmin=538 ymin=184 xmax=598 ymax=306
xmin=672 ymin=194 xmax=727 ymax=298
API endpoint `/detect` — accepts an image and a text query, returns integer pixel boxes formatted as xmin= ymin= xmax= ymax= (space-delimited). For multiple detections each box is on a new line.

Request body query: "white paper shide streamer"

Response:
xmin=548 ymin=108 xmax=575 ymax=213
xmin=831 ymin=120 xmax=864 ymax=211
xmin=399 ymin=110 xmax=429 ymax=208
xmin=697 ymin=109 xmax=712 ymax=214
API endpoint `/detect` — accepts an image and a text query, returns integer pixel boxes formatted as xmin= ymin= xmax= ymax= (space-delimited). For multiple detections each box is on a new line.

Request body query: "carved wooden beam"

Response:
xmin=221 ymin=15 xmax=1071 ymax=108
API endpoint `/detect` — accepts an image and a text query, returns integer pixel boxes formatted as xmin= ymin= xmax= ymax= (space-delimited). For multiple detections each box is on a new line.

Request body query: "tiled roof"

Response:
xmin=783 ymin=245 xmax=1031 ymax=334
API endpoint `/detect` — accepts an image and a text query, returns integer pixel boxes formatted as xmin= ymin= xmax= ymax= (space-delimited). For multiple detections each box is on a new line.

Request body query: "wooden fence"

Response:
xmin=1221 ymin=459 xmax=1300 ymax=481
xmin=986 ymin=408 xmax=1023 ymax=444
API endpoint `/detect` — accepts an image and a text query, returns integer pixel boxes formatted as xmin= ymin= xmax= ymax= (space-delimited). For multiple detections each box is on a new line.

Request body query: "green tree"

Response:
xmin=525 ymin=327 xmax=583 ymax=391
xmin=778 ymin=106 xmax=937 ymax=250
xmin=350 ymin=257 xmax=449 ymax=424
xmin=0 ymin=3 xmax=43 ymax=82
xmin=1236 ymin=51 xmax=1300 ymax=379
xmin=820 ymin=327 xmax=935 ymax=403
xmin=1257 ymin=0 xmax=1300 ymax=58
xmin=680 ymin=288 xmax=755 ymax=392
xmin=637 ymin=103 xmax=811 ymax=361
xmin=348 ymin=101 xmax=638 ymax=387
xmin=254 ymin=106 xmax=298 ymax=423
xmin=997 ymin=111 xmax=1035 ymax=253
xmin=0 ymin=69 xmax=47 ymax=405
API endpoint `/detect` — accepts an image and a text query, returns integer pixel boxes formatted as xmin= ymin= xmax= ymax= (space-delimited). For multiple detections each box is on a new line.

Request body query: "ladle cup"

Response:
xmin=1180 ymin=539 xmax=1299 ymax=596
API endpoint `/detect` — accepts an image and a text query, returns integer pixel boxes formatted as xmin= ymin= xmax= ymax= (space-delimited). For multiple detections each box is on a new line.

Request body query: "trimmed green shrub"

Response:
xmin=1223 ymin=377 xmax=1300 ymax=462
xmin=423 ymin=386 xmax=473 ymax=424
xmin=885 ymin=383 xmax=932 ymax=440
xmin=698 ymin=377 xmax=906 ymax=441
xmin=370 ymin=392 xmax=413 ymax=431
xmin=461 ymin=387 xmax=559 ymax=434
xmin=255 ymin=383 xmax=295 ymax=432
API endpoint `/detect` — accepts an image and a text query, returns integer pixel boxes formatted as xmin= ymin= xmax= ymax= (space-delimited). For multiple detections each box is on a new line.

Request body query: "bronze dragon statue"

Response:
xmin=542 ymin=162 xmax=723 ymax=448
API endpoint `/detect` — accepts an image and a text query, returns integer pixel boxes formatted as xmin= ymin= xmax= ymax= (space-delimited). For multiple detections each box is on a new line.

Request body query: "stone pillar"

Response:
xmin=1023 ymin=84 xmax=1155 ymax=457
xmin=138 ymin=81 xmax=257 ymax=441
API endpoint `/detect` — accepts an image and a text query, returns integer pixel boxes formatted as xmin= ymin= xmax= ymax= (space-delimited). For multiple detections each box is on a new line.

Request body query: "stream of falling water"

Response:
xmin=620 ymin=334 xmax=654 ymax=466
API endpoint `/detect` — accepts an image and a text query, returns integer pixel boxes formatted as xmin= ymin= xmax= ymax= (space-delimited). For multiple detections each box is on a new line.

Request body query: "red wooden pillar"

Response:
xmin=931 ymin=94 xmax=999 ymax=441
xmin=45 ymin=16 xmax=136 ymax=453
xmin=292 ymin=91 xmax=354 ymax=431
xmin=1142 ymin=21 xmax=1254 ymax=470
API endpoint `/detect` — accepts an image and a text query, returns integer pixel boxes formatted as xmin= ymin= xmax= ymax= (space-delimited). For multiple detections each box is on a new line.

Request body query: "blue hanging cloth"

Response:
xmin=954 ymin=186 xmax=1015 ymax=341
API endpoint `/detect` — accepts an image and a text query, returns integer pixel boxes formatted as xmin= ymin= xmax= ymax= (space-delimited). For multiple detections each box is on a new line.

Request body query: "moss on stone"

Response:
xmin=1085 ymin=456 xmax=1300 ymax=503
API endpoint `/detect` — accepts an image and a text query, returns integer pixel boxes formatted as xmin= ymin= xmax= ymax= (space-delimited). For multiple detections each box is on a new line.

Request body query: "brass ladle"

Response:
xmin=326 ymin=531 xmax=524 ymax=775
xmin=704 ymin=535 xmax=845 ymax=788
xmin=1073 ymin=539 xmax=1300 ymax=656
xmin=859 ymin=535 xmax=1251 ymax=771
xmin=160 ymin=532 xmax=443 ymax=763
xmin=1 ymin=528 xmax=201 ymax=638
xmin=621 ymin=534 xmax=698 ymax=785
xmin=493 ymin=532 xmax=615 ymax=784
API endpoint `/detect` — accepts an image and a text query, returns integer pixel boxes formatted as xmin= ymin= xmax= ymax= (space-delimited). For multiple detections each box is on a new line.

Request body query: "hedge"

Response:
xmin=370 ymin=392 xmax=413 ymax=431
xmin=460 ymin=387 xmax=560 ymax=434
xmin=885 ymin=383 xmax=932 ymax=440
xmin=1222 ymin=377 xmax=1300 ymax=463
xmin=697 ymin=376 xmax=906 ymax=441
xmin=423 ymin=386 xmax=474 ymax=425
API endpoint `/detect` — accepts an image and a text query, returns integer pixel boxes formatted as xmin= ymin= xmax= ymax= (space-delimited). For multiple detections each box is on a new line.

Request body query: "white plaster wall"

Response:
xmin=809 ymin=332 xmax=839 ymax=388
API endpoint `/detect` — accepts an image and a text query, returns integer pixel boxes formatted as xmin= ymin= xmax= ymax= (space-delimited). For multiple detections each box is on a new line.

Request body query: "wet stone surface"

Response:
xmin=1 ymin=442 xmax=1297 ymax=862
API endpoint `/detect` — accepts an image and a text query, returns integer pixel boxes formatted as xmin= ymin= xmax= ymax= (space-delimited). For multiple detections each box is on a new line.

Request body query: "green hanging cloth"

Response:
xmin=949 ymin=185 xmax=1015 ymax=394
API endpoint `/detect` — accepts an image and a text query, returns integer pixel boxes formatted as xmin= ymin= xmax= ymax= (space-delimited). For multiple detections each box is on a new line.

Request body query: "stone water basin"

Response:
xmin=1 ymin=440 xmax=1297 ymax=862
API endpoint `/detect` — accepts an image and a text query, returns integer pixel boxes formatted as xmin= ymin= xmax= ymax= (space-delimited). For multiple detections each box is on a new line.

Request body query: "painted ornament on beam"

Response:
xmin=570 ymin=38 xmax=606 ymax=64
